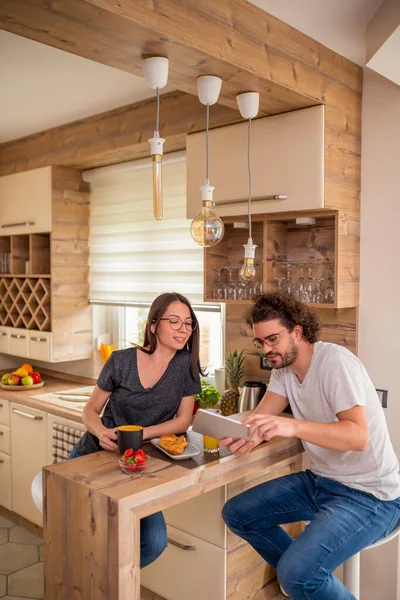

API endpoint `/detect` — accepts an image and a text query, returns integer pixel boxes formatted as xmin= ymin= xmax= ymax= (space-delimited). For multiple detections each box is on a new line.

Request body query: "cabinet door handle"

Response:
xmin=0 ymin=431 xmax=3 ymax=435
xmin=10 ymin=334 xmax=26 ymax=339
xmin=0 ymin=459 xmax=3 ymax=463
xmin=31 ymin=337 xmax=47 ymax=342
xmin=1 ymin=221 xmax=35 ymax=228
xmin=167 ymin=538 xmax=196 ymax=551
xmin=12 ymin=409 xmax=43 ymax=420
xmin=0 ymin=404 xmax=3 ymax=408
xmin=0 ymin=332 xmax=7 ymax=336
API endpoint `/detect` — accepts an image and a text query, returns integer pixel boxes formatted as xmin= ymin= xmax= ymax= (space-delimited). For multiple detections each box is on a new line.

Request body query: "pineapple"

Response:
xmin=221 ymin=349 xmax=245 ymax=416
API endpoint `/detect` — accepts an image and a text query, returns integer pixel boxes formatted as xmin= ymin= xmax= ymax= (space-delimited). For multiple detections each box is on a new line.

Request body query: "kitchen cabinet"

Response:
xmin=0 ymin=326 xmax=9 ymax=354
xmin=0 ymin=398 xmax=11 ymax=510
xmin=141 ymin=524 xmax=226 ymax=600
xmin=205 ymin=210 xmax=358 ymax=309
xmin=0 ymin=166 xmax=92 ymax=362
xmin=186 ymin=106 xmax=324 ymax=219
xmin=10 ymin=402 xmax=47 ymax=527
xmin=0 ymin=166 xmax=52 ymax=235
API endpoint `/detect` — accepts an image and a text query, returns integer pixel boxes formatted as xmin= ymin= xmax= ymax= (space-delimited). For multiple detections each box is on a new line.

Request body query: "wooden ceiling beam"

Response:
xmin=0 ymin=0 xmax=322 ymax=116
xmin=0 ymin=90 xmax=241 ymax=175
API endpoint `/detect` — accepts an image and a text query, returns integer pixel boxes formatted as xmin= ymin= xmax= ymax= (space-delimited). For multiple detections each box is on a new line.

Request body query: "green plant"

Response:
xmin=195 ymin=380 xmax=221 ymax=409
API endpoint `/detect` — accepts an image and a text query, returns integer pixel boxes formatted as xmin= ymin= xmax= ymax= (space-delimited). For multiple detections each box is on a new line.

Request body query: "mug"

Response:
xmin=117 ymin=425 xmax=143 ymax=454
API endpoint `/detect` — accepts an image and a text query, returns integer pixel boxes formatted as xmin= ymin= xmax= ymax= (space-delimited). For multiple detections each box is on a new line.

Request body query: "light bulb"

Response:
xmin=240 ymin=238 xmax=257 ymax=281
xmin=240 ymin=258 xmax=257 ymax=281
xmin=149 ymin=135 xmax=165 ymax=221
xmin=190 ymin=200 xmax=224 ymax=247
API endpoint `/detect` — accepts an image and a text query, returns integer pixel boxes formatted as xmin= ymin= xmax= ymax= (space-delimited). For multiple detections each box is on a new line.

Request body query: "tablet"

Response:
xmin=192 ymin=409 xmax=253 ymax=442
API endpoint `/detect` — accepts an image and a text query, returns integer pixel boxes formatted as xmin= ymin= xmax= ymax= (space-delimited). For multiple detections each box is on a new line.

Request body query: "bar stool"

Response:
xmin=31 ymin=471 xmax=43 ymax=514
xmin=343 ymin=519 xmax=400 ymax=599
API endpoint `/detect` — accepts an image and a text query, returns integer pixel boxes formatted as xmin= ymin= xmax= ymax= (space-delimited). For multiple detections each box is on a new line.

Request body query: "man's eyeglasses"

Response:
xmin=159 ymin=317 xmax=197 ymax=332
xmin=252 ymin=328 xmax=288 ymax=349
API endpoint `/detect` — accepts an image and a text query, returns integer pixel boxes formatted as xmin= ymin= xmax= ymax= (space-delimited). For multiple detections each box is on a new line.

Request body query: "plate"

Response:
xmin=150 ymin=438 xmax=200 ymax=460
xmin=0 ymin=381 xmax=44 ymax=391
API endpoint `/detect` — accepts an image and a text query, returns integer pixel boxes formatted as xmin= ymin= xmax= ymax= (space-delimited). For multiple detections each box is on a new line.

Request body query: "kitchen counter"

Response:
xmin=43 ymin=430 xmax=304 ymax=600
xmin=0 ymin=370 xmax=95 ymax=422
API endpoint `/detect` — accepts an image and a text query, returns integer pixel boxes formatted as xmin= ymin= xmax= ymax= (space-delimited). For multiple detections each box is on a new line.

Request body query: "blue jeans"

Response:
xmin=68 ymin=447 xmax=167 ymax=568
xmin=222 ymin=470 xmax=400 ymax=600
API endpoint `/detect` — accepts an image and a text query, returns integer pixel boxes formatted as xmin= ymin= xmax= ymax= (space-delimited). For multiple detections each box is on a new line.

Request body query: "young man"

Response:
xmin=222 ymin=293 xmax=400 ymax=600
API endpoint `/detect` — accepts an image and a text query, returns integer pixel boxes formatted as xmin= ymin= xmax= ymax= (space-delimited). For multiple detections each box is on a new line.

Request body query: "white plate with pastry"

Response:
xmin=150 ymin=437 xmax=200 ymax=460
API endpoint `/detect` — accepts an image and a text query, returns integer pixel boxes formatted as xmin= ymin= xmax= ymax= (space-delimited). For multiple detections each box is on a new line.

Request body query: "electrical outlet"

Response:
xmin=376 ymin=389 xmax=388 ymax=408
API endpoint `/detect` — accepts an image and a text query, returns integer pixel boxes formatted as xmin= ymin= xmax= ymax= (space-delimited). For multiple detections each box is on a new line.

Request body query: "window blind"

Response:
xmin=89 ymin=157 xmax=204 ymax=304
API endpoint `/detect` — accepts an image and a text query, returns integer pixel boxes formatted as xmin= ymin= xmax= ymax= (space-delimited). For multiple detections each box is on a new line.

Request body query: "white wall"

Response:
xmin=359 ymin=68 xmax=400 ymax=600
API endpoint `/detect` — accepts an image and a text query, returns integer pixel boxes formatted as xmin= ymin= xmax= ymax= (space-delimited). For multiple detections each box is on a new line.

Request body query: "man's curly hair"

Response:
xmin=247 ymin=292 xmax=321 ymax=343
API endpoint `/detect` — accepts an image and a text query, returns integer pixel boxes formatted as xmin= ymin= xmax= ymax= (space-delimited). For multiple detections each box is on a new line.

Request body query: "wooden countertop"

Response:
xmin=43 ymin=431 xmax=303 ymax=600
xmin=0 ymin=369 xmax=96 ymax=422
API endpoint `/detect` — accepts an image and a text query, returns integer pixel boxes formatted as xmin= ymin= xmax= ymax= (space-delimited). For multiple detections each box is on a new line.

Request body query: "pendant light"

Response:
xmin=142 ymin=57 xmax=169 ymax=220
xmin=236 ymin=92 xmax=260 ymax=282
xmin=190 ymin=76 xmax=225 ymax=247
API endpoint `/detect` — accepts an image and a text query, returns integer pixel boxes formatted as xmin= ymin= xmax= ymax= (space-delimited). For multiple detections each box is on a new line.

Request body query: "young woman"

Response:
xmin=69 ymin=292 xmax=203 ymax=568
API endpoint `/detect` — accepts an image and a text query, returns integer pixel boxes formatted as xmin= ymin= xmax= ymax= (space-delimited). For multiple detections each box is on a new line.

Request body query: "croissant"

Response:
xmin=158 ymin=434 xmax=188 ymax=455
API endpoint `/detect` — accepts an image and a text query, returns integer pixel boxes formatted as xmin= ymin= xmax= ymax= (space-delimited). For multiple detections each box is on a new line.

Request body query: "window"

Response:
xmin=86 ymin=153 xmax=224 ymax=373
xmin=119 ymin=304 xmax=223 ymax=374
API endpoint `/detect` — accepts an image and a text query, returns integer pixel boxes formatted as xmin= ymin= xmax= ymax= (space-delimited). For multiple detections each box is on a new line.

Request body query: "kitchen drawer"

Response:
xmin=141 ymin=524 xmax=226 ymax=600
xmin=29 ymin=330 xmax=52 ymax=362
xmin=164 ymin=487 xmax=226 ymax=548
xmin=0 ymin=326 xmax=10 ymax=354
xmin=0 ymin=451 xmax=12 ymax=510
xmin=0 ymin=423 xmax=11 ymax=455
xmin=9 ymin=328 xmax=29 ymax=357
xmin=0 ymin=398 xmax=10 ymax=426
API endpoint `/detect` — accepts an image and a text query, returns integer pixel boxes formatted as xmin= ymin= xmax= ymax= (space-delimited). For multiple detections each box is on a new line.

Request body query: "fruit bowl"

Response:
xmin=118 ymin=448 xmax=149 ymax=475
xmin=0 ymin=381 xmax=45 ymax=391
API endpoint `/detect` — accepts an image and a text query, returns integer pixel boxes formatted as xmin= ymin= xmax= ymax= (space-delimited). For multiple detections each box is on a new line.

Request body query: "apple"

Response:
xmin=21 ymin=375 xmax=34 ymax=386
xmin=1 ymin=373 xmax=10 ymax=385
xmin=8 ymin=374 xmax=21 ymax=386
xmin=29 ymin=372 xmax=41 ymax=384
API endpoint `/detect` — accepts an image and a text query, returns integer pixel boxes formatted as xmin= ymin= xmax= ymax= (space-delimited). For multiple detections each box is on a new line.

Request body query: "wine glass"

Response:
xmin=324 ymin=263 xmax=335 ymax=303
xmin=303 ymin=263 xmax=315 ymax=303
xmin=294 ymin=263 xmax=306 ymax=301
xmin=313 ymin=278 xmax=324 ymax=303
xmin=274 ymin=277 xmax=286 ymax=292
xmin=224 ymin=266 xmax=236 ymax=300
xmin=282 ymin=263 xmax=294 ymax=295
xmin=212 ymin=267 xmax=224 ymax=300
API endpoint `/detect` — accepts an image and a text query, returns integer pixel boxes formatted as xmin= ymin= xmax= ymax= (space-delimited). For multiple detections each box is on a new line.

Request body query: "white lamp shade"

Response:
xmin=236 ymin=92 xmax=260 ymax=119
xmin=197 ymin=75 xmax=222 ymax=105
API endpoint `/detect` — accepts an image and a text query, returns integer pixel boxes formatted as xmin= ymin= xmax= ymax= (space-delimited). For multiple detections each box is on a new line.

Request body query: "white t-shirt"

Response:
xmin=268 ymin=341 xmax=400 ymax=501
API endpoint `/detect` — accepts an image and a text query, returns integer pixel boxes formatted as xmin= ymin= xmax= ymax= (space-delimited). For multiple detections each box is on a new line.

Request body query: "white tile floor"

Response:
xmin=0 ymin=516 xmax=43 ymax=599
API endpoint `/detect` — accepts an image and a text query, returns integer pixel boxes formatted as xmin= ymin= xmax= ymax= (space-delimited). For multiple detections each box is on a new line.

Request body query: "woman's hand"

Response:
xmin=242 ymin=414 xmax=298 ymax=442
xmin=98 ymin=427 xmax=118 ymax=451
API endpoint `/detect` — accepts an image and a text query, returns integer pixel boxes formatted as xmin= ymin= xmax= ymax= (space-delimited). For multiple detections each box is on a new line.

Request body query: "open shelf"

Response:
xmin=204 ymin=212 xmax=338 ymax=308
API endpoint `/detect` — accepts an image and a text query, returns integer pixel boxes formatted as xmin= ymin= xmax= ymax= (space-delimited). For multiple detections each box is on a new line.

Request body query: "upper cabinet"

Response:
xmin=0 ymin=167 xmax=52 ymax=235
xmin=186 ymin=106 xmax=324 ymax=219
xmin=0 ymin=167 xmax=92 ymax=363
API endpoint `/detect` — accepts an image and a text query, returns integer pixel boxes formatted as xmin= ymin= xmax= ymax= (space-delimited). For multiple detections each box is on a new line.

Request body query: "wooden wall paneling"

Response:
xmin=0 ymin=91 xmax=241 ymax=176
xmin=226 ymin=303 xmax=358 ymax=382
xmin=50 ymin=167 xmax=92 ymax=362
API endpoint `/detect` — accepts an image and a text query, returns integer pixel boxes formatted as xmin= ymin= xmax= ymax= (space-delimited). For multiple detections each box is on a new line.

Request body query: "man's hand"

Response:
xmin=220 ymin=430 xmax=263 ymax=457
xmin=98 ymin=427 xmax=118 ymax=451
xmin=242 ymin=414 xmax=298 ymax=442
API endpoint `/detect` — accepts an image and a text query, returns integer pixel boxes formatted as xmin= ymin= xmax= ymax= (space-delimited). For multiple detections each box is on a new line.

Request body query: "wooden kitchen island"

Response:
xmin=43 ymin=433 xmax=303 ymax=600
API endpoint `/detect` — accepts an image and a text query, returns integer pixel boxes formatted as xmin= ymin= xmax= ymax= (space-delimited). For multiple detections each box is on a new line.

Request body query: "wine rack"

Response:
xmin=0 ymin=277 xmax=50 ymax=331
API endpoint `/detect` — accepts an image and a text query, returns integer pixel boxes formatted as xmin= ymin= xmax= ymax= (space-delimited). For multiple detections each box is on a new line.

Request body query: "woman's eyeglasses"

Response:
xmin=159 ymin=317 xmax=197 ymax=332
xmin=252 ymin=328 xmax=288 ymax=349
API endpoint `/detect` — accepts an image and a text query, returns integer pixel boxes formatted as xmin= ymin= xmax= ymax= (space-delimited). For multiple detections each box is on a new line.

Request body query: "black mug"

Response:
xmin=117 ymin=425 xmax=143 ymax=454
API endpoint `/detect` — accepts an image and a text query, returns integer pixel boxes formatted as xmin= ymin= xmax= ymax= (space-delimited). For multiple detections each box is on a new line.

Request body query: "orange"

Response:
xmin=21 ymin=363 xmax=33 ymax=374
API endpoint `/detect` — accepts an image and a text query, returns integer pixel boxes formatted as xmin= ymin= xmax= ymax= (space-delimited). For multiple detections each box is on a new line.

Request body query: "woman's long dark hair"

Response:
xmin=140 ymin=292 xmax=205 ymax=380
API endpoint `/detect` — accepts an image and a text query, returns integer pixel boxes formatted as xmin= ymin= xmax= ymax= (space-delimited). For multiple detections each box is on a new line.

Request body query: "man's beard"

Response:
xmin=266 ymin=338 xmax=299 ymax=369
